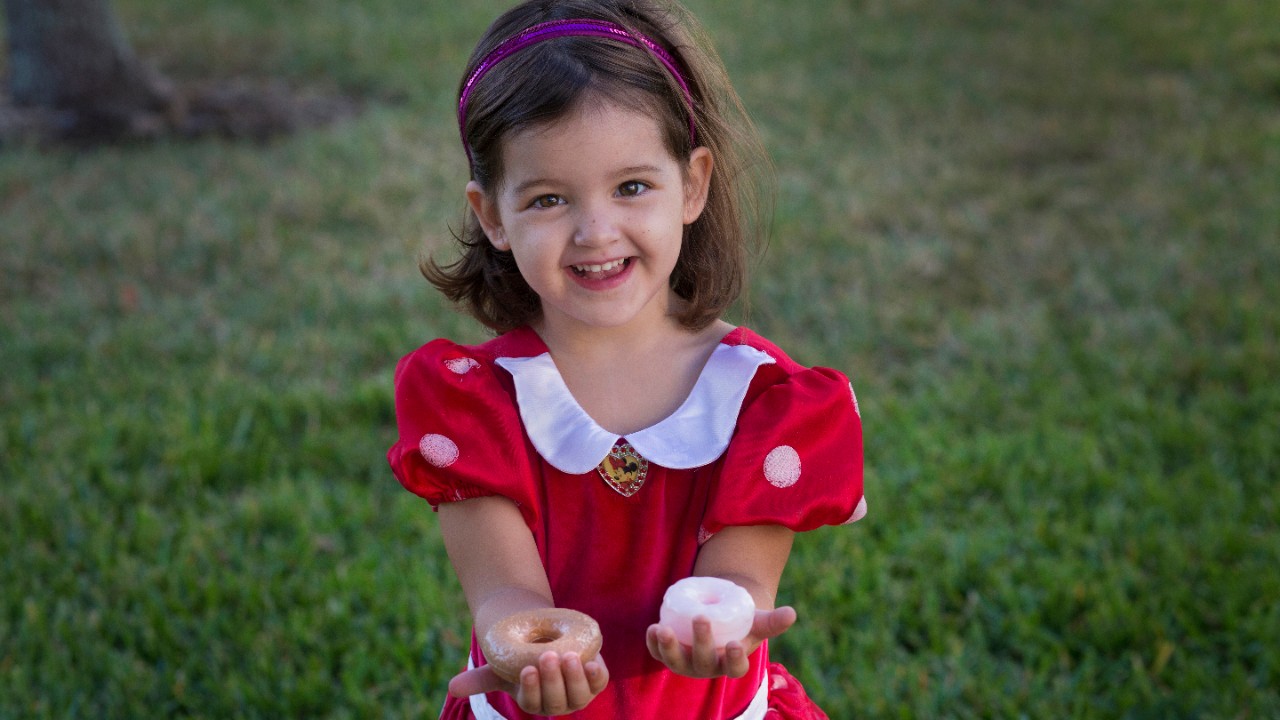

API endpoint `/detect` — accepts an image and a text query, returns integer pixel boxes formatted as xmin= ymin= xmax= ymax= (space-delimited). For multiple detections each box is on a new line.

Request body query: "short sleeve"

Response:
xmin=386 ymin=339 xmax=539 ymax=521
xmin=704 ymin=365 xmax=866 ymax=535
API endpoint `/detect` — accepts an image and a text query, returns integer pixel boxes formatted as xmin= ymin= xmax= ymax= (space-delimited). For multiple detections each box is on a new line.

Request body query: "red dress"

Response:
xmin=388 ymin=326 xmax=866 ymax=720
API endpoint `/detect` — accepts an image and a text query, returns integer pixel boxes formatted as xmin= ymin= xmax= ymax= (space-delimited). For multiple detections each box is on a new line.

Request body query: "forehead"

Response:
xmin=499 ymin=101 xmax=678 ymax=187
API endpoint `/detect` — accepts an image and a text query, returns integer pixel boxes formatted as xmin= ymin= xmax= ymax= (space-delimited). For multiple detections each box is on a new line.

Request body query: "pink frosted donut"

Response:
xmin=659 ymin=576 xmax=756 ymax=647
xmin=479 ymin=608 xmax=603 ymax=683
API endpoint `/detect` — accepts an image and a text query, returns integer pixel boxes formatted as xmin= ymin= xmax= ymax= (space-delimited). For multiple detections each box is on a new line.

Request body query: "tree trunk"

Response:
xmin=3 ymin=0 xmax=172 ymax=137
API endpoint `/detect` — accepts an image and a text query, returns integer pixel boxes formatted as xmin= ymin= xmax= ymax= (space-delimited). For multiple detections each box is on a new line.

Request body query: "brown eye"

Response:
xmin=531 ymin=195 xmax=564 ymax=209
xmin=618 ymin=181 xmax=649 ymax=197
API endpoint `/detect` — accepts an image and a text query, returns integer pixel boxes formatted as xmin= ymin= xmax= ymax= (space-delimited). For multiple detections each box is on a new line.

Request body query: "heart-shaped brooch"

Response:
xmin=597 ymin=441 xmax=649 ymax=497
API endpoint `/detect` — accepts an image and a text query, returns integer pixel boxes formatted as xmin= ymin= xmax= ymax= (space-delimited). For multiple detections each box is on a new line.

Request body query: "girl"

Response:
xmin=388 ymin=1 xmax=866 ymax=717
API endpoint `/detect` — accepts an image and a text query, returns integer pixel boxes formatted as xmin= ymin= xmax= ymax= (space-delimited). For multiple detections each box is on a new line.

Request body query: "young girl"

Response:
xmin=388 ymin=1 xmax=866 ymax=717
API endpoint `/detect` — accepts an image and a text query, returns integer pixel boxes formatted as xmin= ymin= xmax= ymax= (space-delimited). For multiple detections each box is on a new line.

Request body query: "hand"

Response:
xmin=448 ymin=651 xmax=610 ymax=716
xmin=646 ymin=606 xmax=797 ymax=679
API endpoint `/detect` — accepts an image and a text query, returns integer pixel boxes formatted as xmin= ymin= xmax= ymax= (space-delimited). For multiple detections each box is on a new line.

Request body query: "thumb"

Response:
xmin=750 ymin=606 xmax=797 ymax=642
xmin=448 ymin=664 xmax=509 ymax=699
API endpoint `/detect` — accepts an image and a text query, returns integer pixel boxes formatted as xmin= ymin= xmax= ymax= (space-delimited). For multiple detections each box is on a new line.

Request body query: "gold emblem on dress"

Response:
xmin=597 ymin=441 xmax=649 ymax=497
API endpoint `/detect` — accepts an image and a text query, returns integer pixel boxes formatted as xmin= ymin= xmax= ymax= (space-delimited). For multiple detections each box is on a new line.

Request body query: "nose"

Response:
xmin=572 ymin=201 xmax=622 ymax=248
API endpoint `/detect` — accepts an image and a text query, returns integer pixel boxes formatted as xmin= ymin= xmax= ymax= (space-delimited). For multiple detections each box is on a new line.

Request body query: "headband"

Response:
xmin=458 ymin=18 xmax=698 ymax=165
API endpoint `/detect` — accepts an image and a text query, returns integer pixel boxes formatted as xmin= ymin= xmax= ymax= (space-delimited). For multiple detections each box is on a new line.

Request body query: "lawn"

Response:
xmin=2 ymin=0 xmax=1277 ymax=717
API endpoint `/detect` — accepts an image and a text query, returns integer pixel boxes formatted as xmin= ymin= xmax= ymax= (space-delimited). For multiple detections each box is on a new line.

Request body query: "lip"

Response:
xmin=566 ymin=256 xmax=634 ymax=290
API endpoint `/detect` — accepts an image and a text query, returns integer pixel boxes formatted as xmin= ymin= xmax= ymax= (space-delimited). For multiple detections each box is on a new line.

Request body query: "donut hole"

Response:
xmin=527 ymin=629 xmax=562 ymax=644
xmin=694 ymin=591 xmax=723 ymax=605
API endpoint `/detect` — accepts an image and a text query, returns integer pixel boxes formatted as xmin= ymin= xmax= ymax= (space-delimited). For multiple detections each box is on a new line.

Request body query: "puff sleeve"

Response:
xmin=386 ymin=339 xmax=539 ymax=522
xmin=703 ymin=365 xmax=866 ymax=535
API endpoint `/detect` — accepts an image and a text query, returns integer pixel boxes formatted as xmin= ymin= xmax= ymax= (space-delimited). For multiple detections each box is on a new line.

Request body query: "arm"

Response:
xmin=438 ymin=496 xmax=609 ymax=714
xmin=646 ymin=524 xmax=798 ymax=679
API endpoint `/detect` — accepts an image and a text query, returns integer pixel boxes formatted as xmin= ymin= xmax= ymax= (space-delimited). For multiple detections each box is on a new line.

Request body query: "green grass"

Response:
xmin=2 ymin=0 xmax=1278 ymax=717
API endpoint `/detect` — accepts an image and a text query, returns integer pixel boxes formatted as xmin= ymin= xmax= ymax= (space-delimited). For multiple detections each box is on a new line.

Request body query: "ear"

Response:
xmin=465 ymin=180 xmax=509 ymax=251
xmin=682 ymin=146 xmax=715 ymax=225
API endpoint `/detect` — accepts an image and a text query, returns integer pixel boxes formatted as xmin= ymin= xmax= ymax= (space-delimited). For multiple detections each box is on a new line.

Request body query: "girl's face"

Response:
xmin=467 ymin=100 xmax=713 ymax=339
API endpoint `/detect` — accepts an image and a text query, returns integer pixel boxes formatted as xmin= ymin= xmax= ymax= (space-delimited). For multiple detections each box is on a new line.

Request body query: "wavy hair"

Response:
xmin=423 ymin=0 xmax=771 ymax=333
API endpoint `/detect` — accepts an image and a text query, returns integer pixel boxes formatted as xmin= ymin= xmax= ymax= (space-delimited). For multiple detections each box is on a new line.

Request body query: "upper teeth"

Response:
xmin=575 ymin=259 xmax=626 ymax=273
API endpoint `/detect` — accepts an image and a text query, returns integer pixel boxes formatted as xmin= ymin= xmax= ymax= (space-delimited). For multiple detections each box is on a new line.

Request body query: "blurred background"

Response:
xmin=2 ymin=0 xmax=1277 ymax=716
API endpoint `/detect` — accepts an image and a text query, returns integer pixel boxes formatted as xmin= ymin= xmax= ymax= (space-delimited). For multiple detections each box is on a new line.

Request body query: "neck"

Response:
xmin=534 ymin=291 xmax=685 ymax=363
xmin=531 ymin=312 xmax=736 ymax=437
xmin=535 ymin=316 xmax=677 ymax=366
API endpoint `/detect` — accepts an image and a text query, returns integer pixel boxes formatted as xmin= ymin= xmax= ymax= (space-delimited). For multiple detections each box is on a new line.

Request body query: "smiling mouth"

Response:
xmin=570 ymin=258 xmax=630 ymax=279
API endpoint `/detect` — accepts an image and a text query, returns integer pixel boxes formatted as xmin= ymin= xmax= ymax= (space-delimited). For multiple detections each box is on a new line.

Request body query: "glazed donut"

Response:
xmin=479 ymin=608 xmax=603 ymax=682
xmin=659 ymin=576 xmax=756 ymax=647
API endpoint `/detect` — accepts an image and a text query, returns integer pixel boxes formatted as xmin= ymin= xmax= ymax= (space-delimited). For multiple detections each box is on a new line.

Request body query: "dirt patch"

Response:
xmin=0 ymin=77 xmax=363 ymax=147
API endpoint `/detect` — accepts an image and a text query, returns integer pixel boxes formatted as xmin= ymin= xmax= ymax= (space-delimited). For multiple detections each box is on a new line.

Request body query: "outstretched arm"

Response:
xmin=646 ymin=524 xmax=797 ymax=679
xmin=438 ymin=496 xmax=609 ymax=715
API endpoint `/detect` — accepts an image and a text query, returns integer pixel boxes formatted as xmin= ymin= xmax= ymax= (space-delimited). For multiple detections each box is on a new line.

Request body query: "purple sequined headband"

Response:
xmin=458 ymin=18 xmax=698 ymax=165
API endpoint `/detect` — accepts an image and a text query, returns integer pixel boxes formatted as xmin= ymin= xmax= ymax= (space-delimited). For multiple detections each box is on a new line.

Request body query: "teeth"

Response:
xmin=574 ymin=259 xmax=626 ymax=273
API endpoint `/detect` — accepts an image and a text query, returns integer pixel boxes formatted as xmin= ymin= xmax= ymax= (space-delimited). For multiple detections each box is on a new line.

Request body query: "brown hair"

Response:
xmin=423 ymin=0 xmax=771 ymax=333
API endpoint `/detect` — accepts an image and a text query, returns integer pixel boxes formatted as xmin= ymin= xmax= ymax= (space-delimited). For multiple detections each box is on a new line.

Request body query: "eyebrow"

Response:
xmin=509 ymin=164 xmax=666 ymax=198
xmin=510 ymin=177 xmax=554 ymax=198
xmin=616 ymin=164 xmax=664 ymax=177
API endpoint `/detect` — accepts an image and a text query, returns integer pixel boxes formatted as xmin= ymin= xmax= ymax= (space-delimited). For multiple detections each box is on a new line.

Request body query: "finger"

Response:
xmin=536 ymin=652 xmax=570 ymax=716
xmin=561 ymin=653 xmax=594 ymax=710
xmin=649 ymin=624 xmax=688 ymax=672
xmin=515 ymin=665 xmax=542 ymax=714
xmin=690 ymin=616 xmax=718 ymax=674
xmin=584 ymin=653 xmax=610 ymax=695
xmin=722 ymin=640 xmax=750 ymax=678
xmin=645 ymin=624 xmax=664 ymax=662
xmin=447 ymin=665 xmax=508 ymax=698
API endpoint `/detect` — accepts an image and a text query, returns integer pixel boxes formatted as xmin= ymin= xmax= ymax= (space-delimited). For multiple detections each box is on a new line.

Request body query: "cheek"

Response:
xmin=507 ymin=237 xmax=560 ymax=282
xmin=652 ymin=207 xmax=688 ymax=250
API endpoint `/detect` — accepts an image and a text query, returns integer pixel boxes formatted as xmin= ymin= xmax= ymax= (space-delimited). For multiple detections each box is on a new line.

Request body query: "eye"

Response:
xmin=618 ymin=181 xmax=650 ymax=197
xmin=530 ymin=194 xmax=565 ymax=209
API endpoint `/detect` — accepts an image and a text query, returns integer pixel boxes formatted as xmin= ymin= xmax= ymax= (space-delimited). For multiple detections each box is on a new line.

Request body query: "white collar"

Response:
xmin=495 ymin=343 xmax=775 ymax=474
